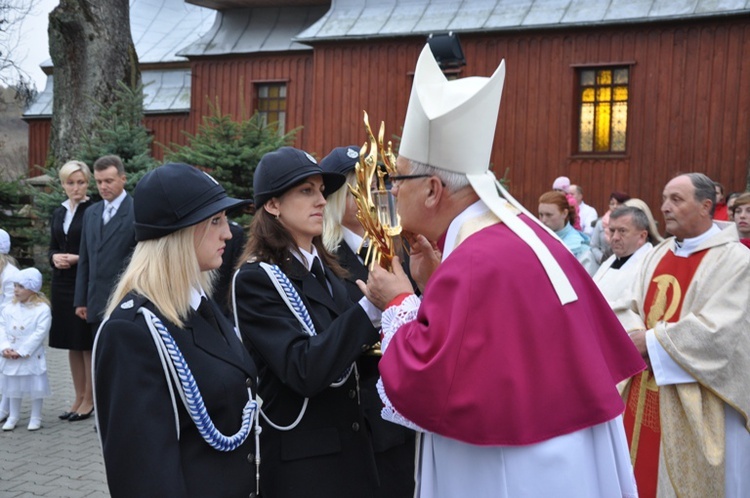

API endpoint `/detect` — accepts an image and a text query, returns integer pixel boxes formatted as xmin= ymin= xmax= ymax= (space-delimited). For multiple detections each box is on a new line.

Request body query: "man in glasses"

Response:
xmin=360 ymin=45 xmax=645 ymax=498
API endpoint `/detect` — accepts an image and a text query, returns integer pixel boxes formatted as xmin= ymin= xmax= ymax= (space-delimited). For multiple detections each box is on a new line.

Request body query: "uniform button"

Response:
xmin=348 ymin=389 xmax=356 ymax=399
xmin=351 ymin=422 xmax=360 ymax=432
xmin=247 ymin=453 xmax=253 ymax=463
xmin=360 ymin=344 xmax=369 ymax=352
xmin=245 ymin=377 xmax=253 ymax=388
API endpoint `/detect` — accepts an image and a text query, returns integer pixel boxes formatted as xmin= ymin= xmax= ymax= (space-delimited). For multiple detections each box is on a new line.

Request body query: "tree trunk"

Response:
xmin=48 ymin=0 xmax=139 ymax=167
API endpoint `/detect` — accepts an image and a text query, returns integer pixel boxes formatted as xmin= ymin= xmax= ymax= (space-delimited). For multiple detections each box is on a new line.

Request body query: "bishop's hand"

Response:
xmin=358 ymin=256 xmax=414 ymax=310
xmin=405 ymin=232 xmax=442 ymax=292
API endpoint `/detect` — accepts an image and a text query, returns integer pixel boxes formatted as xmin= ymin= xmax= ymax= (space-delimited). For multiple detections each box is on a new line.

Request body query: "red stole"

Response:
xmin=624 ymin=249 xmax=708 ymax=498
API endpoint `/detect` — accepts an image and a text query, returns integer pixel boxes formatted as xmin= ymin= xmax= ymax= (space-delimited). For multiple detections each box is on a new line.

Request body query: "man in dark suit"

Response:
xmin=75 ymin=155 xmax=136 ymax=338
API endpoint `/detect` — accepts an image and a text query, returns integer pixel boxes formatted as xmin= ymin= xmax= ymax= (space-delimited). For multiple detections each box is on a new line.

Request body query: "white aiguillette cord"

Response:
xmin=467 ymin=171 xmax=578 ymax=306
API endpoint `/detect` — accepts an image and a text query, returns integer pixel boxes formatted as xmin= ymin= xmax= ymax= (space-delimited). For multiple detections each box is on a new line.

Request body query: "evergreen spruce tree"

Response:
xmin=78 ymin=81 xmax=159 ymax=192
xmin=165 ymin=99 xmax=298 ymax=203
xmin=0 ymin=179 xmax=36 ymax=268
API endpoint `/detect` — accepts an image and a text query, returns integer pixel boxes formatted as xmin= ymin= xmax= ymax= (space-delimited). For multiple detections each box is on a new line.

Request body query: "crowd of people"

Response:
xmin=1 ymin=43 xmax=749 ymax=498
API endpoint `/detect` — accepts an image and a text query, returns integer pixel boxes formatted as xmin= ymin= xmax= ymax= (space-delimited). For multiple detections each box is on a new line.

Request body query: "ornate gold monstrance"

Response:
xmin=349 ymin=111 xmax=402 ymax=271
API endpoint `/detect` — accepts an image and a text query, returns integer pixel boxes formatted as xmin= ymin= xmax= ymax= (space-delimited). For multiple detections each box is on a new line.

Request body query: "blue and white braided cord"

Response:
xmin=267 ymin=264 xmax=315 ymax=335
xmin=265 ymin=264 xmax=353 ymax=385
xmin=144 ymin=309 xmax=257 ymax=452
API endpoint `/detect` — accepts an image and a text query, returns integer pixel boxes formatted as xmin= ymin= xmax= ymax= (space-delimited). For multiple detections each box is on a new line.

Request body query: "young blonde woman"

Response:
xmin=320 ymin=145 xmax=416 ymax=498
xmin=93 ymin=163 xmax=258 ymax=497
xmin=47 ymin=160 xmax=94 ymax=421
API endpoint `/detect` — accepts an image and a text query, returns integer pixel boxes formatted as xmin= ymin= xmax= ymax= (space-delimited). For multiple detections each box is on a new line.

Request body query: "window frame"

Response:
xmin=254 ymin=80 xmax=288 ymax=135
xmin=570 ymin=62 xmax=635 ymax=158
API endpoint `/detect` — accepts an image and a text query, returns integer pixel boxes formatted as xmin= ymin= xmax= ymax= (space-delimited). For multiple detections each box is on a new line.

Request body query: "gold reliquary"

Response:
xmin=349 ymin=111 xmax=402 ymax=271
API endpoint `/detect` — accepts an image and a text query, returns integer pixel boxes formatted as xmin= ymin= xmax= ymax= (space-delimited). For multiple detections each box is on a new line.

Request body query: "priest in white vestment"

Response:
xmin=593 ymin=203 xmax=659 ymax=302
xmin=614 ymin=173 xmax=750 ymax=498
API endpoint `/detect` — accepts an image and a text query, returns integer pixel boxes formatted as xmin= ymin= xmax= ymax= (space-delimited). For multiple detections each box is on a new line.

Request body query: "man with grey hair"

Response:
xmin=360 ymin=44 xmax=644 ymax=498
xmin=593 ymin=205 xmax=653 ymax=301
xmin=615 ymin=172 xmax=750 ymax=497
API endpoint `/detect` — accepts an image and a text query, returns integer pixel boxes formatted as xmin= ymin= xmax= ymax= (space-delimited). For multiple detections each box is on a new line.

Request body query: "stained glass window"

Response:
xmin=577 ymin=67 xmax=629 ymax=153
xmin=257 ymin=83 xmax=287 ymax=135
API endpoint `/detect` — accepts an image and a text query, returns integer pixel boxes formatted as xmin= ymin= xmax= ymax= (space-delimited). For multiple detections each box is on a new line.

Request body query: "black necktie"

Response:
xmin=198 ymin=297 xmax=223 ymax=337
xmin=358 ymin=245 xmax=369 ymax=262
xmin=310 ymin=257 xmax=331 ymax=296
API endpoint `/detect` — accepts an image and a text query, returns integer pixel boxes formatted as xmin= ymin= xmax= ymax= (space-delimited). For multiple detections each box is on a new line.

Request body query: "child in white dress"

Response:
xmin=0 ymin=229 xmax=20 ymax=314
xmin=0 ymin=268 xmax=52 ymax=431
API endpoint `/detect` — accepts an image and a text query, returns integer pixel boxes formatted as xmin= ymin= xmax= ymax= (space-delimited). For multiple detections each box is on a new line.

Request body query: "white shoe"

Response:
xmin=27 ymin=419 xmax=42 ymax=431
xmin=0 ymin=411 xmax=8 ymax=423
xmin=2 ymin=418 xmax=18 ymax=431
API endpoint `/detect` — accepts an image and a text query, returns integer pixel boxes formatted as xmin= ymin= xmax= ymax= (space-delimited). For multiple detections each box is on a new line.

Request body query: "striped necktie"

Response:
xmin=103 ymin=205 xmax=115 ymax=225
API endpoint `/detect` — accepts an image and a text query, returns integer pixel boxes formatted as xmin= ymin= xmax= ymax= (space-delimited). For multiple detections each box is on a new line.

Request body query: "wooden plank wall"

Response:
xmin=26 ymin=13 xmax=750 ymax=233
xmin=306 ymin=16 xmax=750 ymax=229
xmin=188 ymin=52 xmax=315 ymax=151
xmin=148 ymin=112 xmax=191 ymax=161
xmin=25 ymin=113 xmax=189 ymax=174
xmin=26 ymin=119 xmax=51 ymax=176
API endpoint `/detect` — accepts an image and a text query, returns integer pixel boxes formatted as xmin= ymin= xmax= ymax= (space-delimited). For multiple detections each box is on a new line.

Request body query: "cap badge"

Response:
xmin=346 ymin=148 xmax=359 ymax=159
xmin=202 ymin=171 xmax=220 ymax=185
xmin=304 ymin=152 xmax=317 ymax=164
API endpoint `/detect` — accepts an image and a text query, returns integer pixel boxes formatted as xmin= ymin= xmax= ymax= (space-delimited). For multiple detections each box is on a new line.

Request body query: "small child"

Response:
xmin=0 ymin=229 xmax=20 ymax=314
xmin=0 ymin=268 xmax=52 ymax=431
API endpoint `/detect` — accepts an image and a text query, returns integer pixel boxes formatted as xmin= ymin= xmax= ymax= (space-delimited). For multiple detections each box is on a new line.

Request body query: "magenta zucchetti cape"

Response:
xmin=379 ymin=215 xmax=646 ymax=445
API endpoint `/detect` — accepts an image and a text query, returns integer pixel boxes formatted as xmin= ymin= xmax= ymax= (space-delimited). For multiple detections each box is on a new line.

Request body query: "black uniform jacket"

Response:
xmin=94 ymin=292 xmax=257 ymax=498
xmin=48 ymin=200 xmax=92 ymax=282
xmin=336 ymin=243 xmax=417 ymax=498
xmin=233 ymin=254 xmax=381 ymax=498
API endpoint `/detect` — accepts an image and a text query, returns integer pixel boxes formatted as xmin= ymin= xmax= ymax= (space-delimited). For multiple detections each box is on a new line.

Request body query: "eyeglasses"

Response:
xmin=389 ymin=174 xmax=433 ymax=188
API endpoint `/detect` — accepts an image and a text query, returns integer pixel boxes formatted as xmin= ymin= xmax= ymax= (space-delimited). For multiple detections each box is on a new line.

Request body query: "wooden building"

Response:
xmin=24 ymin=0 xmax=750 ymax=225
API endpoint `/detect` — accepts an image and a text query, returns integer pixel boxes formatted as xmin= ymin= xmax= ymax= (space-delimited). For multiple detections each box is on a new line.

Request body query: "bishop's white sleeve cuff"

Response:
xmin=646 ymin=329 xmax=695 ymax=385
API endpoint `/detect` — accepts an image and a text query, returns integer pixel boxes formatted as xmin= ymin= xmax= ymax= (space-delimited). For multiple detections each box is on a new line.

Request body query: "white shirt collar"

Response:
xmin=342 ymin=226 xmax=365 ymax=255
xmin=443 ymin=199 xmax=490 ymax=260
xmin=292 ymin=245 xmax=321 ymax=271
xmin=62 ymin=197 xmax=89 ymax=213
xmin=673 ymin=223 xmax=721 ymax=257
xmin=104 ymin=190 xmax=127 ymax=212
xmin=189 ymin=286 xmax=207 ymax=311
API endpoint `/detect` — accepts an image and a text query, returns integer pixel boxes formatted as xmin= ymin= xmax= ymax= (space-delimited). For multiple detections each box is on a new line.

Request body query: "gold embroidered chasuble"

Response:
xmin=614 ymin=224 xmax=750 ymax=497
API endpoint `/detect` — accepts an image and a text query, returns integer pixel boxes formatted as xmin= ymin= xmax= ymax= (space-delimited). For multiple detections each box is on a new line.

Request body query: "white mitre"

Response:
xmin=400 ymin=45 xmax=577 ymax=305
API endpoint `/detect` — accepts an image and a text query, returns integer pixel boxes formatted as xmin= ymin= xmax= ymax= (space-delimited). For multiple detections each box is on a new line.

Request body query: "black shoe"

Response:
xmin=68 ymin=409 xmax=94 ymax=422
xmin=58 ymin=411 xmax=74 ymax=420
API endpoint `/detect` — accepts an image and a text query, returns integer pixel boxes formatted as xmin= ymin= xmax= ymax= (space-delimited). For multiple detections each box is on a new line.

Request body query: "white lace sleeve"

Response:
xmin=377 ymin=294 xmax=427 ymax=432
xmin=380 ymin=294 xmax=421 ymax=354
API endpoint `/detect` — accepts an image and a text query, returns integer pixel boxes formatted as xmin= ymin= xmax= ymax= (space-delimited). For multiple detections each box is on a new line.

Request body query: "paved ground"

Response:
xmin=0 ymin=345 xmax=108 ymax=497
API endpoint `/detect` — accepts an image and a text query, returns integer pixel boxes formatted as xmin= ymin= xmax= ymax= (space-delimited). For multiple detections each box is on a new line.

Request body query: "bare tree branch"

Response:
xmin=0 ymin=0 xmax=41 ymax=92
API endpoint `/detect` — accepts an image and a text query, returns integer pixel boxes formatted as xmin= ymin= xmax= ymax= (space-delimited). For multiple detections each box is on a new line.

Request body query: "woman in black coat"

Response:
xmin=48 ymin=160 xmax=94 ymax=421
xmin=232 ymin=147 xmax=406 ymax=498
xmin=93 ymin=163 xmax=258 ymax=498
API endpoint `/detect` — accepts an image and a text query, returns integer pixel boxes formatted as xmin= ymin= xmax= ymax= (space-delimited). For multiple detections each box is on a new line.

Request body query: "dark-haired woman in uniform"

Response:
xmin=232 ymin=147 xmax=406 ymax=498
